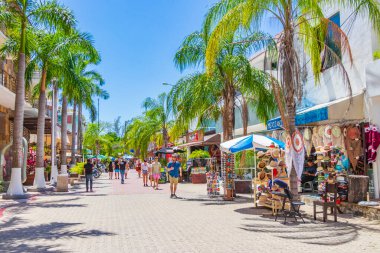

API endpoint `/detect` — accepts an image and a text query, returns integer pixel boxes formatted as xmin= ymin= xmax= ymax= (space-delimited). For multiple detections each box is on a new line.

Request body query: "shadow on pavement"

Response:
xmin=0 ymin=222 xmax=115 ymax=253
xmin=181 ymin=195 xmax=253 ymax=206
xmin=236 ymin=206 xmax=380 ymax=246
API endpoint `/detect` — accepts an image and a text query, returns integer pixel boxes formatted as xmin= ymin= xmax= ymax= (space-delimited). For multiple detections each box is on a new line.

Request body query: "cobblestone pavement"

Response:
xmin=1 ymin=170 xmax=380 ymax=253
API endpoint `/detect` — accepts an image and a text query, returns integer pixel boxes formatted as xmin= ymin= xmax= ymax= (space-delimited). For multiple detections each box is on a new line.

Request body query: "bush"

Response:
xmin=70 ymin=162 xmax=85 ymax=175
xmin=374 ymin=51 xmax=380 ymax=60
xmin=0 ymin=181 xmax=4 ymax=193
xmin=189 ymin=150 xmax=210 ymax=159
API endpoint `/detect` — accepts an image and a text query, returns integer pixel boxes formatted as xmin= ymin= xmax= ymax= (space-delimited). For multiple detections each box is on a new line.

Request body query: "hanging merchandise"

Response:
xmin=291 ymin=129 xmax=305 ymax=180
xmin=222 ymin=152 xmax=235 ymax=200
xmin=318 ymin=126 xmax=325 ymax=146
xmin=285 ymin=135 xmax=293 ymax=173
xmin=332 ymin=125 xmax=344 ymax=148
xmin=364 ymin=124 xmax=380 ymax=163
xmin=303 ymin=128 xmax=312 ymax=156
xmin=312 ymin=127 xmax=319 ymax=147
xmin=345 ymin=125 xmax=362 ymax=170
xmin=206 ymin=171 xmax=220 ymax=196
xmin=323 ymin=125 xmax=333 ymax=146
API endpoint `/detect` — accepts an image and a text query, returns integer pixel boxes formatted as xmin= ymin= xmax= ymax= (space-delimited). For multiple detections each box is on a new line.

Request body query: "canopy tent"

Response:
xmin=123 ymin=154 xmax=134 ymax=159
xmin=220 ymin=134 xmax=285 ymax=153
xmin=220 ymin=134 xmax=284 ymax=206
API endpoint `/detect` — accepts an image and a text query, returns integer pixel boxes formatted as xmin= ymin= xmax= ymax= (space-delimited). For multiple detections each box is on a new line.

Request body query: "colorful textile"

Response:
xmin=365 ymin=124 xmax=380 ymax=163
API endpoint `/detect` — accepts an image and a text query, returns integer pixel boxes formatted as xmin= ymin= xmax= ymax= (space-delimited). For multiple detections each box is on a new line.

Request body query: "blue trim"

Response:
xmin=267 ymin=107 xmax=329 ymax=130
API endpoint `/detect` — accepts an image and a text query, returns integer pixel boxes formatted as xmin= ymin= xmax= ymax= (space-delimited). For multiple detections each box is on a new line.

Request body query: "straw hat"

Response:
xmin=265 ymin=150 xmax=272 ymax=156
xmin=258 ymin=171 xmax=266 ymax=180
xmin=280 ymin=149 xmax=285 ymax=158
xmin=257 ymin=151 xmax=265 ymax=158
xmin=324 ymin=145 xmax=331 ymax=152
xmin=317 ymin=155 xmax=323 ymax=160
xmin=257 ymin=161 xmax=267 ymax=170
xmin=266 ymin=160 xmax=278 ymax=170
xmin=271 ymin=149 xmax=280 ymax=159
xmin=315 ymin=146 xmax=322 ymax=152
xmin=317 ymin=166 xmax=324 ymax=172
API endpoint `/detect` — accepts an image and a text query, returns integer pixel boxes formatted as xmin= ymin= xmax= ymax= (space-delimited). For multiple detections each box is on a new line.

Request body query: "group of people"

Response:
xmin=83 ymin=155 xmax=183 ymax=198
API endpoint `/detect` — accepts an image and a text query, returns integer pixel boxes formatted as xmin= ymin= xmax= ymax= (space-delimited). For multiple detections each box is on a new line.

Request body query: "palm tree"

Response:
xmin=27 ymin=29 xmax=98 ymax=187
xmin=172 ymin=29 xmax=275 ymax=141
xmin=68 ymin=63 xmax=108 ymax=165
xmin=142 ymin=93 xmax=172 ymax=148
xmin=59 ymin=49 xmax=106 ymax=172
xmin=204 ymin=0 xmax=380 ymax=195
xmin=0 ymin=0 xmax=75 ymax=197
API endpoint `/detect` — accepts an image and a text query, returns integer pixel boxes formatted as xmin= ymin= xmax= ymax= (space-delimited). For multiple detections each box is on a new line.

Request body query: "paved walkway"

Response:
xmin=1 ymin=170 xmax=380 ymax=253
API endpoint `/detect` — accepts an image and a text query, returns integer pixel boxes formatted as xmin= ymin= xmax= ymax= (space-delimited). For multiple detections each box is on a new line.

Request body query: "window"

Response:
xmin=322 ymin=12 xmax=341 ymax=70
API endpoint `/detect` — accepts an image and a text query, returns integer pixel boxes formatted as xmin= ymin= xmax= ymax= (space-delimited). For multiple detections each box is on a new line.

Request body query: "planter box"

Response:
xmin=191 ymin=174 xmax=207 ymax=184
xmin=234 ymin=180 xmax=252 ymax=193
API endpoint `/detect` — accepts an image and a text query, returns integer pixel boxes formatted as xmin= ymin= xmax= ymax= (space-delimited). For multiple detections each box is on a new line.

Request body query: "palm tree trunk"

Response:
xmin=71 ymin=101 xmax=77 ymax=165
xmin=282 ymin=19 xmax=298 ymax=196
xmin=240 ymin=96 xmax=249 ymax=167
xmin=34 ymin=67 xmax=48 ymax=189
xmin=60 ymin=95 xmax=68 ymax=174
xmin=78 ymin=103 xmax=83 ymax=161
xmin=50 ymin=82 xmax=59 ymax=183
xmin=224 ymin=84 xmax=235 ymax=141
xmin=163 ymin=126 xmax=169 ymax=148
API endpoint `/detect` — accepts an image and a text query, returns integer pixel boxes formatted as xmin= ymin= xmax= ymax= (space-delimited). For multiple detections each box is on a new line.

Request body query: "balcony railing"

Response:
xmin=0 ymin=68 xmax=16 ymax=93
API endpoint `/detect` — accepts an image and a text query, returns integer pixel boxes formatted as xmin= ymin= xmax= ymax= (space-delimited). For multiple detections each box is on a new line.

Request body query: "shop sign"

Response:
xmin=267 ymin=107 xmax=329 ymax=131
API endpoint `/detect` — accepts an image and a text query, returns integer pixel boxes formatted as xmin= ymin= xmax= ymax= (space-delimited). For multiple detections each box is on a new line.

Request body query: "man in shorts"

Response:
xmin=152 ymin=156 xmax=162 ymax=190
xmin=167 ymin=155 xmax=182 ymax=198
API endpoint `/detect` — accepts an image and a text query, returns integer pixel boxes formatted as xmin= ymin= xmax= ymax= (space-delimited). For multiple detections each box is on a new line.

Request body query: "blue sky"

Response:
xmin=62 ymin=0 xmax=217 ymax=123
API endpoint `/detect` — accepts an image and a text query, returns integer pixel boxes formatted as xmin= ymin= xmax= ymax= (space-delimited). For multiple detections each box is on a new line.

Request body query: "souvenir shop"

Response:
xmin=219 ymin=134 xmax=285 ymax=202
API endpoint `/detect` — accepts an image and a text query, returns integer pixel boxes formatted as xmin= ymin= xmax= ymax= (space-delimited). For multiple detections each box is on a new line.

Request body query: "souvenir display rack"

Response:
xmin=222 ymin=152 xmax=235 ymax=200
xmin=206 ymin=171 xmax=221 ymax=197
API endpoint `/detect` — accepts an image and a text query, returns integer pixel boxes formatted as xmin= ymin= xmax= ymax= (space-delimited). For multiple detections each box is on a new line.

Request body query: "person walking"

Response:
xmin=115 ymin=159 xmax=120 ymax=179
xmin=84 ymin=159 xmax=94 ymax=192
xmin=119 ymin=159 xmax=127 ymax=184
xmin=167 ymin=155 xmax=182 ymax=198
xmin=148 ymin=160 xmax=153 ymax=187
xmin=125 ymin=160 xmax=130 ymax=179
xmin=135 ymin=159 xmax=141 ymax=178
xmin=152 ymin=156 xmax=162 ymax=190
xmin=108 ymin=160 xmax=114 ymax=179
xmin=141 ymin=160 xmax=149 ymax=186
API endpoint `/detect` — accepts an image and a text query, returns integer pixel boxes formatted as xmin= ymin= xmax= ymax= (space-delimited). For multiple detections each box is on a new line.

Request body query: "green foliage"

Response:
xmin=0 ymin=181 xmax=4 ymax=193
xmin=375 ymin=51 xmax=380 ymax=60
xmin=70 ymin=162 xmax=85 ymax=175
xmin=159 ymin=158 xmax=168 ymax=167
xmin=234 ymin=150 xmax=255 ymax=168
xmin=189 ymin=150 xmax=211 ymax=159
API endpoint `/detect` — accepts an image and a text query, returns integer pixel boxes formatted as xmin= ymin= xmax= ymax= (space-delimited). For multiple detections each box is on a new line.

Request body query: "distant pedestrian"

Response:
xmin=148 ymin=160 xmax=153 ymax=187
xmin=136 ymin=159 xmax=141 ymax=178
xmin=108 ymin=161 xmax=114 ymax=179
xmin=84 ymin=159 xmax=94 ymax=192
xmin=167 ymin=155 xmax=182 ymax=198
xmin=115 ymin=159 xmax=120 ymax=179
xmin=141 ymin=160 xmax=149 ymax=186
xmin=125 ymin=161 xmax=130 ymax=179
xmin=120 ymin=159 xmax=127 ymax=184
xmin=152 ymin=156 xmax=162 ymax=190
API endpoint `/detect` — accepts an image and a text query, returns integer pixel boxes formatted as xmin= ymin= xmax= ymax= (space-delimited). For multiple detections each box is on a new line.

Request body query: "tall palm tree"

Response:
xmin=59 ymin=48 xmax=106 ymax=172
xmin=172 ymin=29 xmax=275 ymax=141
xmin=142 ymin=93 xmax=171 ymax=148
xmin=204 ymin=0 xmax=380 ymax=195
xmin=27 ymin=29 xmax=97 ymax=187
xmin=0 ymin=0 xmax=75 ymax=197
